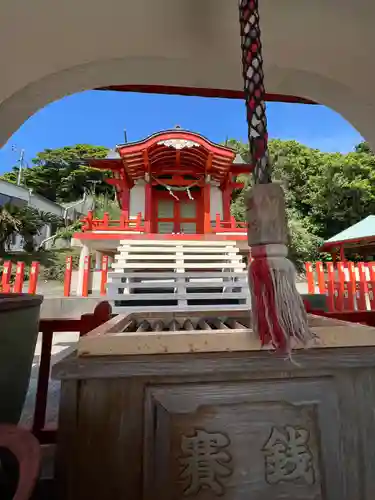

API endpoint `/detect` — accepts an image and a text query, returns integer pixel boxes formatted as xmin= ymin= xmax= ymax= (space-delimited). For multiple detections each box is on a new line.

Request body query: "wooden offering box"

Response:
xmin=54 ymin=311 xmax=375 ymax=500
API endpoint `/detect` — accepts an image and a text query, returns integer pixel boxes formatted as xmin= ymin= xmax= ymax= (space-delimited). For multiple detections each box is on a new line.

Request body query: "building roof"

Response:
xmin=233 ymin=153 xmax=246 ymax=164
xmin=105 ymin=148 xmax=121 ymax=159
xmin=88 ymin=129 xmax=254 ymax=188
xmin=320 ymin=215 xmax=375 ymax=251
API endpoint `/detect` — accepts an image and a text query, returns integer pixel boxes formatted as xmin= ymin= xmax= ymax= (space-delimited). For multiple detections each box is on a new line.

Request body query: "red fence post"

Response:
xmin=326 ymin=262 xmax=335 ymax=312
xmin=315 ymin=261 xmax=325 ymax=294
xmin=102 ymin=212 xmax=110 ymax=228
xmin=368 ymin=262 xmax=375 ymax=310
xmin=347 ymin=261 xmax=356 ymax=308
xmin=335 ymin=262 xmax=345 ymax=312
xmin=337 ymin=262 xmax=351 ymax=311
xmin=100 ymin=255 xmax=109 ymax=296
xmin=82 ymin=255 xmax=91 ymax=297
xmin=357 ymin=262 xmax=368 ymax=311
xmin=64 ymin=256 xmax=73 ymax=297
xmin=342 ymin=261 xmax=355 ymax=311
xmin=135 ymin=212 xmax=142 ymax=231
xmin=86 ymin=210 xmax=93 ymax=229
xmin=215 ymin=213 xmax=221 ymax=232
xmin=305 ymin=262 xmax=315 ymax=294
xmin=28 ymin=262 xmax=39 ymax=294
xmin=13 ymin=261 xmax=25 ymax=293
xmin=1 ymin=260 xmax=13 ymax=293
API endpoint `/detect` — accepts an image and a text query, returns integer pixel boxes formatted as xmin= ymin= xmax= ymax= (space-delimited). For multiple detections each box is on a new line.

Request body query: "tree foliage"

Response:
xmin=1 ymin=144 xmax=112 ymax=203
xmin=0 ymin=204 xmax=63 ymax=253
xmin=51 ymin=195 xmax=121 ymax=244
xmin=228 ymin=138 xmax=375 ymax=267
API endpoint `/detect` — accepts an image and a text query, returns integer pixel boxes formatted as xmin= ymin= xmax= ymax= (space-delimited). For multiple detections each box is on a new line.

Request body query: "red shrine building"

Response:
xmin=72 ymin=128 xmax=252 ymax=296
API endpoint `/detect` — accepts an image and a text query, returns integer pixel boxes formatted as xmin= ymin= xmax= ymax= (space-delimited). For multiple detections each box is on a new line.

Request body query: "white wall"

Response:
xmin=0 ymin=179 xmax=65 ymax=216
xmin=28 ymin=194 xmax=64 ymax=217
xmin=129 ymin=183 xmax=145 ymax=218
xmin=210 ymin=185 xmax=223 ymax=220
xmin=0 ymin=180 xmax=29 ymax=202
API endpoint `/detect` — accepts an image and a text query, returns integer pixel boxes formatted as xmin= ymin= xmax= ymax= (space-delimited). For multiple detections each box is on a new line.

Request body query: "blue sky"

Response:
xmin=0 ymin=90 xmax=363 ymax=174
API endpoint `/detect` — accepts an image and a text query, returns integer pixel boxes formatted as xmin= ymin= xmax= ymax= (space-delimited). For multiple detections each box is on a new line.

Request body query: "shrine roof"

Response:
xmin=89 ymin=129 xmax=240 ymax=184
xmin=320 ymin=216 xmax=375 ymax=251
xmin=105 ymin=149 xmax=121 ymax=159
xmin=233 ymin=153 xmax=246 ymax=164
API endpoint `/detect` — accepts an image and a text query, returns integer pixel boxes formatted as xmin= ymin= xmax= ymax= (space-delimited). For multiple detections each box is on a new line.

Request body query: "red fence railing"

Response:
xmin=1 ymin=256 xmax=109 ymax=297
xmin=81 ymin=211 xmax=247 ymax=234
xmin=305 ymin=261 xmax=375 ymax=313
xmin=214 ymin=214 xmax=247 ymax=232
xmin=1 ymin=261 xmax=40 ymax=294
xmin=82 ymin=211 xmax=144 ymax=232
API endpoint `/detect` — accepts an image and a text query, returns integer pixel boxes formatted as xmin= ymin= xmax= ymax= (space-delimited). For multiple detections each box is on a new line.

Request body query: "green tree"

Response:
xmin=287 ymin=209 xmax=323 ymax=271
xmin=0 ymin=205 xmax=22 ymax=253
xmin=227 ymin=137 xmax=375 ymax=242
xmin=2 ymin=144 xmax=112 ymax=203
xmin=0 ymin=204 xmax=63 ymax=253
xmin=226 ymin=138 xmax=331 ymax=268
xmin=306 ymin=150 xmax=375 ymax=238
xmin=355 ymin=141 xmax=373 ymax=154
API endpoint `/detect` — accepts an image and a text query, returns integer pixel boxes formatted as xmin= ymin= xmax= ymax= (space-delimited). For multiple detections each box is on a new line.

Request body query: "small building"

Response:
xmin=72 ymin=129 xmax=253 ymax=300
xmin=74 ymin=128 xmax=252 ymax=254
xmin=319 ymin=215 xmax=375 ymax=261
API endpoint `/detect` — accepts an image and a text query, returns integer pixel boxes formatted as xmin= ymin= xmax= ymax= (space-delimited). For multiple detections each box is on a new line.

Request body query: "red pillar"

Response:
xmin=339 ymin=245 xmax=346 ymax=261
xmin=28 ymin=262 xmax=40 ymax=294
xmin=100 ymin=255 xmax=109 ymax=296
xmin=222 ymin=187 xmax=231 ymax=222
xmin=144 ymin=182 xmax=152 ymax=233
xmin=305 ymin=262 xmax=315 ymax=294
xmin=82 ymin=255 xmax=91 ymax=297
xmin=14 ymin=262 xmax=25 ymax=293
xmin=203 ymin=183 xmax=211 ymax=233
xmin=1 ymin=261 xmax=12 ymax=293
xmin=121 ymin=187 xmax=130 ymax=220
xmin=64 ymin=256 xmax=73 ymax=297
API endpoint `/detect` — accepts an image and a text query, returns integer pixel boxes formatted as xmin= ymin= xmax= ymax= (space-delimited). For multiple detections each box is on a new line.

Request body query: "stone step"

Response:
xmin=111 ymin=262 xmax=246 ymax=270
xmin=119 ymin=239 xmax=242 ymax=246
xmin=114 ymin=253 xmax=242 ymax=261
xmin=116 ymin=246 xmax=239 ymax=253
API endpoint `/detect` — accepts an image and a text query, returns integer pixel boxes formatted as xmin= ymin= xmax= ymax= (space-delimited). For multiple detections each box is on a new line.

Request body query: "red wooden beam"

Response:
xmin=231 ymin=164 xmax=254 ymax=174
xmin=96 ymin=84 xmax=317 ymax=105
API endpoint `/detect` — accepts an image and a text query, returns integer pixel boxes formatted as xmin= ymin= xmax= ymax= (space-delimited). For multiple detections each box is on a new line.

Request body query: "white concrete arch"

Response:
xmin=264 ymin=66 xmax=374 ymax=148
xmin=2 ymin=0 xmax=375 ymax=149
xmin=0 ymin=55 xmax=243 ymax=147
xmin=0 ymin=60 xmax=371 ymax=151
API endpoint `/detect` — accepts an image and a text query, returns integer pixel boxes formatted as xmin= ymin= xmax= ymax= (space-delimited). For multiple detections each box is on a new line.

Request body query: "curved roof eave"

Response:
xmin=116 ymin=129 xmax=236 ymax=159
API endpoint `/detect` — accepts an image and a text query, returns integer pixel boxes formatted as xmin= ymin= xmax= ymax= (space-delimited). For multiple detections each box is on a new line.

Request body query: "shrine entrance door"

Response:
xmin=152 ymin=189 xmax=203 ymax=234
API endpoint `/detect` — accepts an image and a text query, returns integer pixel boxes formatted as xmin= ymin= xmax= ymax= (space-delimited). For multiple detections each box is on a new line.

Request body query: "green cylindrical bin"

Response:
xmin=0 ymin=294 xmax=43 ymax=423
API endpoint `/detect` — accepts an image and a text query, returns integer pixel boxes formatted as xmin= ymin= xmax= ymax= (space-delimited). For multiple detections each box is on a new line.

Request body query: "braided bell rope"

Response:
xmin=239 ymin=0 xmax=271 ymax=184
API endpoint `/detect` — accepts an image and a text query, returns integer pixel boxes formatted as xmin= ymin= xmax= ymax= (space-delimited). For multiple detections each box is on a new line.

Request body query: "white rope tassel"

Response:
xmin=187 ymin=187 xmax=194 ymax=200
xmin=250 ymin=244 xmax=317 ymax=350
xmin=167 ymin=186 xmax=179 ymax=200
